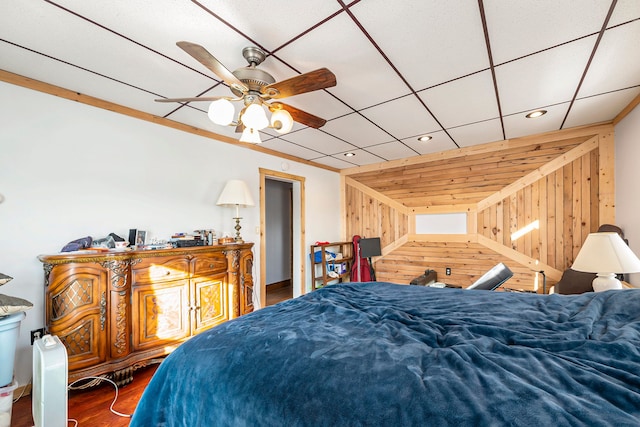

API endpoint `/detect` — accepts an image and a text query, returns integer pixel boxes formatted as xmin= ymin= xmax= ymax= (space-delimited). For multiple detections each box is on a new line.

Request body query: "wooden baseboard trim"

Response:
xmin=267 ymin=279 xmax=292 ymax=290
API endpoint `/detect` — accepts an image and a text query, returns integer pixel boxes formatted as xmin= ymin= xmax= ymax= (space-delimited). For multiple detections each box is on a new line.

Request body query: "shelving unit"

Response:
xmin=310 ymin=241 xmax=354 ymax=290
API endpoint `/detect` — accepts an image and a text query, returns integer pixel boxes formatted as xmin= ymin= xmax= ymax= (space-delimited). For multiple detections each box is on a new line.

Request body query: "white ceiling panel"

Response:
xmin=311 ymin=155 xmax=359 ymax=169
xmin=578 ymin=21 xmax=640 ymax=98
xmin=565 ymin=87 xmax=640 ymax=129
xmin=274 ymin=13 xmax=410 ymax=110
xmin=278 ymin=128 xmax=355 ymax=155
xmin=260 ymin=138 xmax=326 ymax=160
xmin=447 ymin=119 xmax=504 ymax=148
xmin=350 ymin=0 xmax=489 ymax=90
xmin=496 ymin=35 xmax=596 ymax=115
xmin=332 ymin=149 xmax=386 ymax=167
xmin=401 ymin=131 xmax=457 ymax=156
xmin=195 ymin=0 xmax=343 ymax=51
xmin=322 ymin=113 xmax=395 ymax=148
xmin=484 ymin=0 xmax=612 ymax=64
xmin=608 ymin=0 xmax=640 ymax=27
xmin=419 ymin=70 xmax=499 ymax=129
xmin=364 ymin=141 xmax=420 ymax=161
xmin=359 ymin=95 xmax=441 ymax=140
xmin=503 ymin=103 xmax=570 ymax=140
xmin=2 ymin=1 xmax=637 ymax=170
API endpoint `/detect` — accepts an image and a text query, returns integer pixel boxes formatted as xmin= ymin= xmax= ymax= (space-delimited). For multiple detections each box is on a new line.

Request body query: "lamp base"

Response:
xmin=233 ymin=217 xmax=243 ymax=243
xmin=592 ymin=273 xmax=623 ymax=292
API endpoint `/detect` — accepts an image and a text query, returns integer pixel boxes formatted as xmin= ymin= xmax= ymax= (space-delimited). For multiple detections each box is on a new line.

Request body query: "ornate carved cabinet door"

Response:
xmin=190 ymin=254 xmax=229 ymax=334
xmin=45 ymin=264 xmax=108 ymax=371
xmin=131 ymin=280 xmax=190 ymax=350
xmin=131 ymin=256 xmax=190 ymax=350
xmin=191 ymin=273 xmax=228 ymax=334
xmin=239 ymin=248 xmax=254 ymax=315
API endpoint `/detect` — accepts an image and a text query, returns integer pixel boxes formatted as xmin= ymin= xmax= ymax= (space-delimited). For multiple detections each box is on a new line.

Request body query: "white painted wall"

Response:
xmin=0 ymin=81 xmax=340 ymax=386
xmin=615 ymin=104 xmax=640 ymax=287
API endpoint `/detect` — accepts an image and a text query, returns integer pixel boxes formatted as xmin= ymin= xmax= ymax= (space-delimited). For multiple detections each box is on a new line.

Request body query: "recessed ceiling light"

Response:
xmin=344 ymin=152 xmax=356 ymax=157
xmin=526 ymin=110 xmax=547 ymax=119
xmin=418 ymin=135 xmax=433 ymax=142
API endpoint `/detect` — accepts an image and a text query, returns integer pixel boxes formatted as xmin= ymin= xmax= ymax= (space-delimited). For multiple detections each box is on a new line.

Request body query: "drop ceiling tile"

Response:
xmin=267 ymin=91 xmax=353 ymax=124
xmin=359 ymin=95 xmax=441 ymax=140
xmin=277 ymin=128 xmax=355 ymax=155
xmin=579 ymin=21 xmax=640 ymax=98
xmin=1 ymin=5 xmax=222 ymax=112
xmin=495 ymin=35 xmax=596 ymax=115
xmin=565 ymin=87 xmax=640 ymax=129
xmin=332 ymin=150 xmax=386 ymax=167
xmin=322 ymin=113 xmax=395 ymax=148
xmin=400 ymin=131 xmax=457 ymax=155
xmin=609 ymin=0 xmax=640 ymax=27
xmin=447 ymin=119 xmax=504 ymax=148
xmin=503 ymin=102 xmax=569 ymax=140
xmin=418 ymin=70 xmax=499 ymax=128
xmin=364 ymin=141 xmax=420 ymax=161
xmin=193 ymin=0 xmax=343 ymax=51
xmin=351 ymin=0 xmax=489 ymax=90
xmin=53 ymin=0 xmax=257 ymax=80
xmin=260 ymin=137 xmax=326 ymax=160
xmin=310 ymin=155 xmax=359 ymax=170
xmin=274 ymin=13 xmax=410 ymax=110
xmin=484 ymin=0 xmax=612 ymax=64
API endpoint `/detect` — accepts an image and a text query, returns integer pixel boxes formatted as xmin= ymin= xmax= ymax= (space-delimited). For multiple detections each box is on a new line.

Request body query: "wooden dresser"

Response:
xmin=38 ymin=243 xmax=254 ymax=384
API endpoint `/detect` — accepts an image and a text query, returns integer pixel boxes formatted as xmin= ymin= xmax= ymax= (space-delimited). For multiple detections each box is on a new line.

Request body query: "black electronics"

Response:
xmin=128 ymin=229 xmax=137 ymax=247
xmin=359 ymin=237 xmax=382 ymax=258
xmin=175 ymin=240 xmax=206 ymax=248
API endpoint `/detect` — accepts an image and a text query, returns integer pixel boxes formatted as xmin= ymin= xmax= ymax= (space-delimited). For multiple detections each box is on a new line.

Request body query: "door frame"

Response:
xmin=259 ymin=168 xmax=306 ymax=308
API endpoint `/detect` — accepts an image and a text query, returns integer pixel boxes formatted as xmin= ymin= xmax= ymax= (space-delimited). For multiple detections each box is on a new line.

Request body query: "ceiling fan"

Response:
xmin=156 ymin=41 xmax=337 ymax=142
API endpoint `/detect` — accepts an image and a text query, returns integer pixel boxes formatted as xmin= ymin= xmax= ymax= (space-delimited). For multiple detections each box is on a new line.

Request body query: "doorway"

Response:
xmin=259 ymin=168 xmax=306 ymax=308
xmin=265 ymin=178 xmax=293 ymax=305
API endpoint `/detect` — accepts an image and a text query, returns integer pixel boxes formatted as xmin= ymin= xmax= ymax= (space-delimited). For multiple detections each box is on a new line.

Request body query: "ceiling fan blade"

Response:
xmin=155 ymin=96 xmax=225 ymax=103
xmin=272 ymin=102 xmax=327 ymax=129
xmin=176 ymin=41 xmax=248 ymax=93
xmin=261 ymin=68 xmax=336 ymax=99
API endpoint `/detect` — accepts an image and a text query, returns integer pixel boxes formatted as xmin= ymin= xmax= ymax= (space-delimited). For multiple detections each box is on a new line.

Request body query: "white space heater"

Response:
xmin=32 ymin=334 xmax=68 ymax=427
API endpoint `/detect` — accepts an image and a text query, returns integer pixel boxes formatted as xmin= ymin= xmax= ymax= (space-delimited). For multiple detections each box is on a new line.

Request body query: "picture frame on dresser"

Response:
xmin=135 ymin=230 xmax=146 ymax=247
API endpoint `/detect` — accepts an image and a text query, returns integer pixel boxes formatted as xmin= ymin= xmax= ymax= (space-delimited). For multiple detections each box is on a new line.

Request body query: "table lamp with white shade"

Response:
xmin=571 ymin=232 xmax=640 ymax=292
xmin=216 ymin=179 xmax=255 ymax=243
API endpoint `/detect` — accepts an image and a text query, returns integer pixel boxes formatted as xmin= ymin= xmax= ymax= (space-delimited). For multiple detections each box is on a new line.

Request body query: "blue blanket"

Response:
xmin=130 ymin=282 xmax=640 ymax=426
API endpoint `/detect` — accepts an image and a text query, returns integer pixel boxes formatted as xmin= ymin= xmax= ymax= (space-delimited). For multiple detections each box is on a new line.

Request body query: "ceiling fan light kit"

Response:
xmin=239 ymin=127 xmax=262 ymax=144
xmin=157 ymin=42 xmax=336 ymax=142
xmin=270 ymin=109 xmax=294 ymax=134
xmin=241 ymin=103 xmax=269 ymax=130
xmin=208 ymin=99 xmax=235 ymax=126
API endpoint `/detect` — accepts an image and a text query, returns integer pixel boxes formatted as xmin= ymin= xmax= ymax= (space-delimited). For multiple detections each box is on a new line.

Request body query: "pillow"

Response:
xmin=0 ymin=294 xmax=33 ymax=316
xmin=0 ymin=272 xmax=13 ymax=286
xmin=555 ymin=269 xmax=596 ymax=294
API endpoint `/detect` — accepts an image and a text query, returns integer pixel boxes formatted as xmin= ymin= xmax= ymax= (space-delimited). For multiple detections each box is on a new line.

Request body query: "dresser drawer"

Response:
xmin=132 ymin=256 xmax=190 ymax=284
xmin=192 ymin=254 xmax=228 ymax=276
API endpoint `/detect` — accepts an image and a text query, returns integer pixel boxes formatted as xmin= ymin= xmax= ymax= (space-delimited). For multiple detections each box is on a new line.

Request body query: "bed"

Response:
xmin=130 ymin=282 xmax=640 ymax=426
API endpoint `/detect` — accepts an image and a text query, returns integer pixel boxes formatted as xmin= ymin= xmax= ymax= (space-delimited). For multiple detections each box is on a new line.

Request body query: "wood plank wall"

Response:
xmin=342 ymin=123 xmax=615 ymax=292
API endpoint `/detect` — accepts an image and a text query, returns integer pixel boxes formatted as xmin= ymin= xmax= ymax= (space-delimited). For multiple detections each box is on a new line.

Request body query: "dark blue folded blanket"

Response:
xmin=131 ymin=282 xmax=640 ymax=426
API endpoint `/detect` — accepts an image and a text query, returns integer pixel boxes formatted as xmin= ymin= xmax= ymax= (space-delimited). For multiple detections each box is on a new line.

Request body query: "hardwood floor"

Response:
xmin=266 ymin=280 xmax=293 ymax=305
xmin=11 ymin=364 xmax=158 ymax=427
